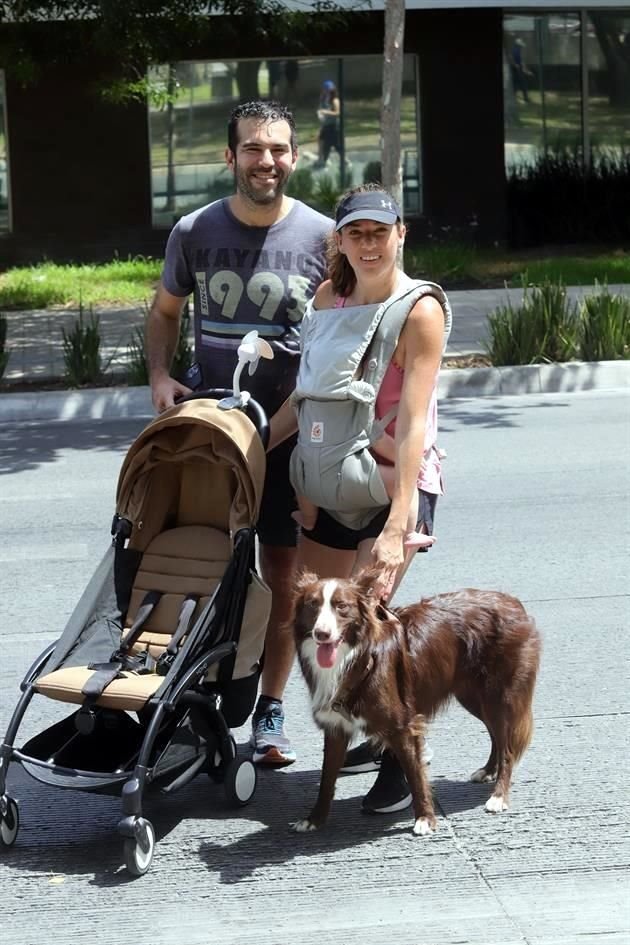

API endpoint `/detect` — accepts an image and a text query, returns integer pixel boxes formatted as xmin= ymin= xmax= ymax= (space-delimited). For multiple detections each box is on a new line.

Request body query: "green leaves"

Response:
xmin=486 ymin=278 xmax=630 ymax=366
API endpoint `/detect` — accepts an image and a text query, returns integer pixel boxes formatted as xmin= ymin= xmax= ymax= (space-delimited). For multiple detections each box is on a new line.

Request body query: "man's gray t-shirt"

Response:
xmin=162 ymin=197 xmax=331 ymax=416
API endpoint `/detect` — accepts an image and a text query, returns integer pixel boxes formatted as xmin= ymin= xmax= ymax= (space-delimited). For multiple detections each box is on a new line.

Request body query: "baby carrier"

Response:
xmin=289 ymin=274 xmax=452 ymax=530
xmin=0 ymin=388 xmax=272 ymax=877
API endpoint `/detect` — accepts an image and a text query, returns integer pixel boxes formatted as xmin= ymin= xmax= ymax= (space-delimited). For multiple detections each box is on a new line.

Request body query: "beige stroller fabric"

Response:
xmin=35 ymin=399 xmax=271 ymax=711
xmin=116 ymin=399 xmax=267 ymax=552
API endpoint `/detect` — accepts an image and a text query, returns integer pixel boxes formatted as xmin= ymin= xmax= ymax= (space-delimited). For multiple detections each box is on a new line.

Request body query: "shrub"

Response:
xmin=286 ymin=167 xmax=315 ymax=204
xmin=61 ymin=304 xmax=102 ymax=386
xmin=486 ymin=279 xmax=580 ymax=366
xmin=507 ymin=149 xmax=630 ymax=247
xmin=363 ymin=160 xmax=382 ymax=184
xmin=0 ymin=314 xmax=9 ymax=380
xmin=313 ymin=174 xmax=342 ymax=213
xmin=126 ymin=302 xmax=193 ymax=386
xmin=579 ymin=286 xmax=630 ymax=361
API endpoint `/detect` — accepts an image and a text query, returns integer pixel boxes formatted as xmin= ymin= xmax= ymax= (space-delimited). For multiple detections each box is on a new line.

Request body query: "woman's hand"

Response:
xmin=368 ymin=524 xmax=406 ymax=600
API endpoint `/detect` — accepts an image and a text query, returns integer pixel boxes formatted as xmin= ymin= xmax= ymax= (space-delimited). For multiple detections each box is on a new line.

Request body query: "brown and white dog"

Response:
xmin=291 ymin=569 xmax=541 ymax=837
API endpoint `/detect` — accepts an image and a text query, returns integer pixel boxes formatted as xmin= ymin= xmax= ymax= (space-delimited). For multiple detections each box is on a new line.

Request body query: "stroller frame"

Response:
xmin=0 ymin=391 xmax=270 ymax=875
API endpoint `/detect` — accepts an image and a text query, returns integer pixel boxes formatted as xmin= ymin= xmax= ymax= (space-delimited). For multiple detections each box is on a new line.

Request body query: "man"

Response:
xmin=147 ymin=101 xmax=331 ymax=765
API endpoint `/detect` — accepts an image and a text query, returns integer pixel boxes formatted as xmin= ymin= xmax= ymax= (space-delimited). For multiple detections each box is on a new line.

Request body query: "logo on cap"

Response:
xmin=381 ymin=199 xmax=394 ymax=210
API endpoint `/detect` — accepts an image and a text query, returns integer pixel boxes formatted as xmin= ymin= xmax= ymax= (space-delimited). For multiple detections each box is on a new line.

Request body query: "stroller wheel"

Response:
xmin=123 ymin=818 xmax=155 ymax=877
xmin=224 ymin=758 xmax=257 ymax=807
xmin=0 ymin=796 xmax=19 ymax=848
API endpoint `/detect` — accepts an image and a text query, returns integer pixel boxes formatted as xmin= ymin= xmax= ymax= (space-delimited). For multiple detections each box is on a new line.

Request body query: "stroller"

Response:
xmin=0 ymin=336 xmax=275 ymax=876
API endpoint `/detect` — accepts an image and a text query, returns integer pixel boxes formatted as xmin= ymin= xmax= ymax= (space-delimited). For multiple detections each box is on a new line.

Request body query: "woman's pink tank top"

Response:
xmin=334 ymin=295 xmax=443 ymax=495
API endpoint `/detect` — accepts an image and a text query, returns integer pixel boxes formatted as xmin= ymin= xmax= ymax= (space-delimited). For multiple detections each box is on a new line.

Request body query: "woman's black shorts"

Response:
xmin=301 ymin=489 xmax=438 ymax=552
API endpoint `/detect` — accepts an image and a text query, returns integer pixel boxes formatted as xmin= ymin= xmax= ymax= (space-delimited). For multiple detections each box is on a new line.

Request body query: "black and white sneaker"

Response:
xmin=361 ymin=751 xmax=412 ymax=814
xmin=342 ymin=738 xmax=433 ymax=774
xmin=340 ymin=740 xmax=383 ymax=774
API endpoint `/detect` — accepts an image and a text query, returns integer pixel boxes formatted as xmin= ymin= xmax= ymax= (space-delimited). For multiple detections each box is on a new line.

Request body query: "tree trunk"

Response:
xmin=236 ymin=60 xmax=261 ymax=101
xmin=165 ymin=63 xmax=177 ymax=213
xmin=590 ymin=14 xmax=630 ymax=108
xmin=381 ymin=0 xmax=405 ymax=218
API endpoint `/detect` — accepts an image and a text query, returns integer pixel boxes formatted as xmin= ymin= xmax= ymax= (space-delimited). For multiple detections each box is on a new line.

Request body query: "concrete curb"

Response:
xmin=437 ymin=359 xmax=630 ymax=399
xmin=1 ymin=359 xmax=628 ymax=423
xmin=0 ymin=386 xmax=155 ymax=423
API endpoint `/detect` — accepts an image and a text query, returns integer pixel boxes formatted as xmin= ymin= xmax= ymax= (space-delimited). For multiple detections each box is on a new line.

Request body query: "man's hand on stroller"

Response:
xmin=151 ymin=373 xmax=193 ymax=413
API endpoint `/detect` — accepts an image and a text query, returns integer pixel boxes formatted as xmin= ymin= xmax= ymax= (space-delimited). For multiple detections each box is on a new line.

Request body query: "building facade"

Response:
xmin=0 ymin=2 xmax=628 ymax=264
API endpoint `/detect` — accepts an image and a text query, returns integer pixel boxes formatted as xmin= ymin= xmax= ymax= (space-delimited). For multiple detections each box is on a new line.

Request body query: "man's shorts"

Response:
xmin=301 ymin=489 xmax=438 ymax=552
xmin=256 ymin=435 xmax=299 ymax=548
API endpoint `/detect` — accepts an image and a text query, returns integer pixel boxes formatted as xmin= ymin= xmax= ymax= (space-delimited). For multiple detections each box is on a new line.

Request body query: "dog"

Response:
xmin=291 ymin=569 xmax=541 ymax=837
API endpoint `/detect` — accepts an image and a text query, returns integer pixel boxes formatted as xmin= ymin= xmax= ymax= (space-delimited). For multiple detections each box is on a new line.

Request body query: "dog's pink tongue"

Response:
xmin=316 ymin=642 xmax=338 ymax=668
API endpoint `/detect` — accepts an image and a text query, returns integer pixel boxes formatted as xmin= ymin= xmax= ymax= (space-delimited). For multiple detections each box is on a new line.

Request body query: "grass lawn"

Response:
xmin=0 ymin=246 xmax=628 ymax=310
xmin=0 ymin=258 xmax=162 ymax=309
xmin=405 ymin=244 xmax=630 ymax=290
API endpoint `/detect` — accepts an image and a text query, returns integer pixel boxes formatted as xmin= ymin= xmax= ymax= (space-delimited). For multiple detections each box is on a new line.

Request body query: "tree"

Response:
xmin=380 ymin=0 xmax=405 ymax=215
xmin=0 ymin=1 xmax=351 ymax=88
xmin=589 ymin=13 xmax=630 ymax=110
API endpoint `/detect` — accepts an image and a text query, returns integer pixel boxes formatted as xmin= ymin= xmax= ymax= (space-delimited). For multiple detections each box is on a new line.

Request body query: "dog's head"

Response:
xmin=292 ymin=568 xmax=384 ymax=670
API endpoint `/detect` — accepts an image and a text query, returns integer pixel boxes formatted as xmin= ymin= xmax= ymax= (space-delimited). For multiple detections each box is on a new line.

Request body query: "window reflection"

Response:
xmin=587 ymin=13 xmax=630 ymax=157
xmin=148 ymin=55 xmax=421 ymax=227
xmin=504 ymin=11 xmax=630 ymax=168
xmin=0 ymin=72 xmax=10 ymax=233
xmin=504 ymin=13 xmax=582 ymax=169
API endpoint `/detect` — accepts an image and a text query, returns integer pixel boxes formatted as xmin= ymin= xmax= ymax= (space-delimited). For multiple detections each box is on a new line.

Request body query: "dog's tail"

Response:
xmin=511 ymin=704 xmax=535 ymax=763
xmin=512 ymin=627 xmax=540 ymax=763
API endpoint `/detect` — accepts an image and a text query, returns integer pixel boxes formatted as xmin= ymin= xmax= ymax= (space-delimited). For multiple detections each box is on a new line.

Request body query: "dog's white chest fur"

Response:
xmin=300 ymin=639 xmax=367 ymax=737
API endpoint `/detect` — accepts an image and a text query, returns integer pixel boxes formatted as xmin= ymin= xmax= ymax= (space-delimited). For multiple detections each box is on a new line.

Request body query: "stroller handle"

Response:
xmin=176 ymin=389 xmax=270 ymax=451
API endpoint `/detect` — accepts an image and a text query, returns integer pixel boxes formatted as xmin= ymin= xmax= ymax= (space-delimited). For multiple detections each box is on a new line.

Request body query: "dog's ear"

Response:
xmin=352 ymin=567 xmax=384 ymax=602
xmin=292 ymin=570 xmax=319 ymax=597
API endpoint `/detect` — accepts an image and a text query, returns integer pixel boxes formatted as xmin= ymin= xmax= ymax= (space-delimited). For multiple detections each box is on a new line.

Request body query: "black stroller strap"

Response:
xmin=167 ymin=595 xmax=199 ymax=656
xmin=82 ymin=662 xmax=124 ymax=700
xmin=156 ymin=594 xmax=200 ymax=676
xmin=117 ymin=589 xmax=163 ymax=655
xmin=81 ymin=590 xmax=163 ymax=703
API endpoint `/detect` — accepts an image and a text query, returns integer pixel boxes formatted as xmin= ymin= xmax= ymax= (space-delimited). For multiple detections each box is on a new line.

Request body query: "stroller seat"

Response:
xmin=34 ymin=524 xmax=231 ymax=712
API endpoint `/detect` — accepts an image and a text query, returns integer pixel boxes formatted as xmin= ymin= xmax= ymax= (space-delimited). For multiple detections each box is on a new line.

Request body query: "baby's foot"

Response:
xmin=404 ymin=531 xmax=436 ymax=550
xmin=291 ymin=510 xmax=318 ymax=531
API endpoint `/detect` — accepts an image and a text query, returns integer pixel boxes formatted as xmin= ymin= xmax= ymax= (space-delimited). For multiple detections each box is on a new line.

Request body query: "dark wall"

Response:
xmin=0 ymin=9 xmax=507 ymax=266
xmin=411 ymin=8 xmax=506 ymax=242
xmin=3 ymin=58 xmax=154 ymax=264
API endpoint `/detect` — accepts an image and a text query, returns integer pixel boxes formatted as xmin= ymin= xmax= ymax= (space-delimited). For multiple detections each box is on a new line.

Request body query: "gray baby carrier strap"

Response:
xmin=290 ymin=278 xmax=451 ymax=530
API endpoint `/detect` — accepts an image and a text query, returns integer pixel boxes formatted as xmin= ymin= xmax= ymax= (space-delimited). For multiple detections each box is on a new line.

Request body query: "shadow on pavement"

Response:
xmin=0 ymin=419 xmax=146 ymax=475
xmin=439 ymin=397 xmax=571 ymax=433
xmin=2 ymin=762 xmax=492 ymax=887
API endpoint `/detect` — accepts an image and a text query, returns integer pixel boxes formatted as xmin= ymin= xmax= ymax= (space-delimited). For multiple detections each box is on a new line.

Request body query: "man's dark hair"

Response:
xmin=227 ymin=101 xmax=297 ymax=154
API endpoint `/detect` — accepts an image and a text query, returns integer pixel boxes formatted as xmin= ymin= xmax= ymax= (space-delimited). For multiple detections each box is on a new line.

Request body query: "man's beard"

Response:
xmin=234 ymin=162 xmax=290 ymax=205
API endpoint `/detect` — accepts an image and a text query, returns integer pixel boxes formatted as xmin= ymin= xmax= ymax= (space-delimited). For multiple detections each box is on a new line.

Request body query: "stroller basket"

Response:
xmin=17 ymin=707 xmax=205 ymax=795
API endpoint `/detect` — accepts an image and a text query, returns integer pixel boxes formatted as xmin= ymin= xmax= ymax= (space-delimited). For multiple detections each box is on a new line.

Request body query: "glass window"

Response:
xmin=0 ymin=72 xmax=10 ymax=233
xmin=587 ymin=12 xmax=630 ymax=158
xmin=503 ymin=12 xmax=583 ymax=170
xmin=148 ymin=55 xmax=421 ymax=227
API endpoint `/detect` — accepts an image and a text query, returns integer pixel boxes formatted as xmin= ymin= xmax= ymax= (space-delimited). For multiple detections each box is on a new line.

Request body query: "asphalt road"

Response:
xmin=1 ymin=389 xmax=629 ymax=945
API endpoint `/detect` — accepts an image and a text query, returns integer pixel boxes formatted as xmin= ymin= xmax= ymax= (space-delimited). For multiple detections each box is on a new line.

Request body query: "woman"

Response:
xmin=315 ymin=79 xmax=341 ymax=167
xmin=267 ymin=184 xmax=452 ymax=813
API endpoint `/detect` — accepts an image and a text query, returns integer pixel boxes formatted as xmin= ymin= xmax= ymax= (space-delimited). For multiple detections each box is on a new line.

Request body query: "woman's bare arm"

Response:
xmin=370 ymin=295 xmax=445 ymax=591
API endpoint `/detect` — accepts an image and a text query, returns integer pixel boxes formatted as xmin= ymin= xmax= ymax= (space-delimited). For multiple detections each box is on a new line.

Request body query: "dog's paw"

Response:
xmin=485 ymin=794 xmax=509 ymax=813
xmin=290 ymin=818 xmax=318 ymax=833
xmin=412 ymin=817 xmax=436 ymax=837
xmin=470 ymin=767 xmax=495 ymax=783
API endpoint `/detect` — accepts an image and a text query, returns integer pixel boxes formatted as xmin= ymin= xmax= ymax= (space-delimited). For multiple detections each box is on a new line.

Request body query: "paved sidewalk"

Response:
xmin=1 ymin=284 xmax=628 ymax=422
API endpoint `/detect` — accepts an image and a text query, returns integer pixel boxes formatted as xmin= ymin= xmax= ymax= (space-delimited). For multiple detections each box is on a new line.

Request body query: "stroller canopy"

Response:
xmin=116 ymin=399 xmax=267 ymax=551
